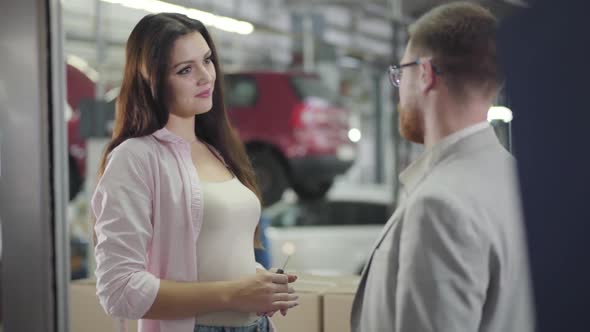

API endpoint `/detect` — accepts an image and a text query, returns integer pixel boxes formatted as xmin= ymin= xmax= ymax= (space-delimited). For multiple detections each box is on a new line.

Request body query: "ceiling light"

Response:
xmin=102 ymin=0 xmax=254 ymax=35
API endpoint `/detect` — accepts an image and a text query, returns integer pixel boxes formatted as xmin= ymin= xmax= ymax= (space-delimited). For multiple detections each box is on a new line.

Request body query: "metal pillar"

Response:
xmin=0 ymin=0 xmax=69 ymax=330
xmin=95 ymin=0 xmax=106 ymax=99
xmin=302 ymin=13 xmax=315 ymax=72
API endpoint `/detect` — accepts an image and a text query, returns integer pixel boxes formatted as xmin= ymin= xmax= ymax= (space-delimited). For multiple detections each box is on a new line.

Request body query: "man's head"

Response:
xmin=395 ymin=2 xmax=500 ymax=143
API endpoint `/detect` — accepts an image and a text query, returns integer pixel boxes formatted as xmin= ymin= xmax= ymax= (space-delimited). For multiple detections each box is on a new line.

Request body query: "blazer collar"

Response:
xmin=399 ymin=124 xmax=497 ymax=196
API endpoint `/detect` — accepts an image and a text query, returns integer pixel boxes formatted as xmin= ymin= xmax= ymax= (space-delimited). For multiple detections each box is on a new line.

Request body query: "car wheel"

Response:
xmin=249 ymin=149 xmax=288 ymax=207
xmin=69 ymin=155 xmax=83 ymax=201
xmin=292 ymin=179 xmax=333 ymax=201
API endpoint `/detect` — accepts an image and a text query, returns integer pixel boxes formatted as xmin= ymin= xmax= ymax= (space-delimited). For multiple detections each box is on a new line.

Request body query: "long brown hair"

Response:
xmin=98 ymin=13 xmax=263 ymax=247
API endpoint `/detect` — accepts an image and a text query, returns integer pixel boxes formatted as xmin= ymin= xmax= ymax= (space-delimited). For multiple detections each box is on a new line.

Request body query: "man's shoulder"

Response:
xmin=409 ymin=146 xmax=522 ymax=230
xmin=430 ymin=143 xmax=517 ymax=186
xmin=412 ymin=151 xmax=512 ymax=203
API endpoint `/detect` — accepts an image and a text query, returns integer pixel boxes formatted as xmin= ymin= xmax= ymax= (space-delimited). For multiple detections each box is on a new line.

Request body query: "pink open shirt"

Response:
xmin=92 ymin=128 xmax=270 ymax=332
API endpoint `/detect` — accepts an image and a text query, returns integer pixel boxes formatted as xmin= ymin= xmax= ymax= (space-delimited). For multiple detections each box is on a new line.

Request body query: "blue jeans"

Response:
xmin=194 ymin=316 xmax=269 ymax=332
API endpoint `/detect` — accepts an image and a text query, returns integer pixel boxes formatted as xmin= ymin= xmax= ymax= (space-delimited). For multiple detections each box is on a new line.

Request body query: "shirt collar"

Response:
xmin=152 ymin=127 xmax=191 ymax=145
xmin=399 ymin=121 xmax=490 ymax=195
xmin=152 ymin=127 xmax=230 ymax=168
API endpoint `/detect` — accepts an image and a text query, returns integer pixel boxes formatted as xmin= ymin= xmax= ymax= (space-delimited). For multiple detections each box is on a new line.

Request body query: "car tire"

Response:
xmin=249 ymin=149 xmax=288 ymax=207
xmin=69 ymin=155 xmax=83 ymax=201
xmin=292 ymin=179 xmax=333 ymax=201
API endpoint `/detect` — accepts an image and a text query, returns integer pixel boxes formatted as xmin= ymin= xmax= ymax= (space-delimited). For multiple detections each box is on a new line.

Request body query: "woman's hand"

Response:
xmin=256 ymin=269 xmax=298 ymax=317
xmin=229 ymin=269 xmax=298 ymax=313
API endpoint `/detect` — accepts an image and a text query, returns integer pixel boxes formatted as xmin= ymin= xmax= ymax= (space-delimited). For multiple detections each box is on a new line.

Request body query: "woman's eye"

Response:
xmin=204 ymin=57 xmax=212 ymax=65
xmin=178 ymin=66 xmax=191 ymax=75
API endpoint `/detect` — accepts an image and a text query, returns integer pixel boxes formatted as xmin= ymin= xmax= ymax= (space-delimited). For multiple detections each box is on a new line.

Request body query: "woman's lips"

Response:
xmin=195 ymin=89 xmax=211 ymax=98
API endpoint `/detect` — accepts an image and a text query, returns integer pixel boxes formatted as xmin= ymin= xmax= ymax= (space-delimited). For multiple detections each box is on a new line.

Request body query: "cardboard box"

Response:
xmin=270 ymin=291 xmax=322 ymax=332
xmin=323 ymin=285 xmax=358 ymax=332
xmin=70 ymin=279 xmax=138 ymax=332
xmin=69 ymin=275 xmax=359 ymax=332
xmin=272 ymin=274 xmax=360 ymax=332
xmin=290 ymin=274 xmax=360 ymax=288
xmin=271 ymin=278 xmax=337 ymax=332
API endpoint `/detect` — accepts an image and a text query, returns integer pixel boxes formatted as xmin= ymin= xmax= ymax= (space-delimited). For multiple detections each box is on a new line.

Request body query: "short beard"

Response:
xmin=398 ymin=103 xmax=424 ymax=144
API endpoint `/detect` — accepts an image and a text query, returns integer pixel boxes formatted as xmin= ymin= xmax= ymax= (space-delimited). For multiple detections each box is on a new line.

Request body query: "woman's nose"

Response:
xmin=196 ymin=66 xmax=212 ymax=85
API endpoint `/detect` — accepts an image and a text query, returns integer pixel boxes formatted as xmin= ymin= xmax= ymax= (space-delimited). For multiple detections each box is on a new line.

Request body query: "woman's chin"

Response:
xmin=195 ymin=107 xmax=213 ymax=115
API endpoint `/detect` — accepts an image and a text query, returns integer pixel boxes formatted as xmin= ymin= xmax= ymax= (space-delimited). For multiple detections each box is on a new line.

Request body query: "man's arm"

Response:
xmin=395 ymin=195 xmax=489 ymax=332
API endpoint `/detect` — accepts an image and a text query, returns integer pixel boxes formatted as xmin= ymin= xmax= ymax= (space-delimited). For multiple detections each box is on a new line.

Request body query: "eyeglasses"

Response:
xmin=387 ymin=60 xmax=421 ymax=87
xmin=387 ymin=59 xmax=441 ymax=87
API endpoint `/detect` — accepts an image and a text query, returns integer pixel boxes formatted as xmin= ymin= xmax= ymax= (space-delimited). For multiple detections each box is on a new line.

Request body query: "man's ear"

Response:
xmin=419 ymin=61 xmax=436 ymax=93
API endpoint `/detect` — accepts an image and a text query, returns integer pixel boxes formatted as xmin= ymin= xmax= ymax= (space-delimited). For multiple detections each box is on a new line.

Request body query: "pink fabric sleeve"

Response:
xmin=92 ymin=147 xmax=160 ymax=320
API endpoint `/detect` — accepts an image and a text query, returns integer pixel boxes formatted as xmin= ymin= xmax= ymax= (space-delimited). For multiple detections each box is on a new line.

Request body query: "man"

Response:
xmin=351 ymin=3 xmax=535 ymax=332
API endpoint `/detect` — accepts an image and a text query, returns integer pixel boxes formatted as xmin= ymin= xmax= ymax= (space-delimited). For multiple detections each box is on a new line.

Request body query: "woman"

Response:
xmin=92 ymin=13 xmax=298 ymax=332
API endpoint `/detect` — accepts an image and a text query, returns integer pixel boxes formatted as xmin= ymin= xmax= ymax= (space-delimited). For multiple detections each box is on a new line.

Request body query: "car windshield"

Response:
xmin=290 ymin=76 xmax=338 ymax=104
xmin=268 ymin=200 xmax=391 ymax=227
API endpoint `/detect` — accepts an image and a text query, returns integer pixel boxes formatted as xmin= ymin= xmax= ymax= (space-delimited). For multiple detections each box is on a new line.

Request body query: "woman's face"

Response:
xmin=165 ymin=32 xmax=216 ymax=118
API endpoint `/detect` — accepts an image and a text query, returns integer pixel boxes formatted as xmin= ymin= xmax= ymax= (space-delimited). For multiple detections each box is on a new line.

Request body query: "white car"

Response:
xmin=263 ymin=184 xmax=395 ymax=276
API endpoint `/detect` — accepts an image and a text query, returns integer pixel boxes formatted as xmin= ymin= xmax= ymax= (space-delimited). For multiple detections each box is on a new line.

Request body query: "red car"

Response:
xmin=66 ymin=69 xmax=356 ymax=205
xmin=224 ymin=71 xmax=356 ymax=205
xmin=66 ymin=64 xmax=94 ymax=200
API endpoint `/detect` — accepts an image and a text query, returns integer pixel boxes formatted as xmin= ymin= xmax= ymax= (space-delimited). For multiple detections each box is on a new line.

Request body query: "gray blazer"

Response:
xmin=351 ymin=127 xmax=535 ymax=332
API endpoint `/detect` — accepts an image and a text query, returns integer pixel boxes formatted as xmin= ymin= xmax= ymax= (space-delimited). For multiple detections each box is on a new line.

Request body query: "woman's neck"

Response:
xmin=165 ymin=113 xmax=197 ymax=142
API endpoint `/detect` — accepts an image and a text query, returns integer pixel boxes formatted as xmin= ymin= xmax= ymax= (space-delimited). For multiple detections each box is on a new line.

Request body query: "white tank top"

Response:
xmin=195 ymin=177 xmax=262 ymax=327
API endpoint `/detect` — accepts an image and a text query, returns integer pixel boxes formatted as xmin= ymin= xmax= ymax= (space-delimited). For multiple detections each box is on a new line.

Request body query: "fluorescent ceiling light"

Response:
xmin=488 ymin=106 xmax=513 ymax=123
xmin=66 ymin=54 xmax=99 ymax=82
xmin=339 ymin=56 xmax=360 ymax=69
xmin=102 ymin=0 xmax=254 ymax=35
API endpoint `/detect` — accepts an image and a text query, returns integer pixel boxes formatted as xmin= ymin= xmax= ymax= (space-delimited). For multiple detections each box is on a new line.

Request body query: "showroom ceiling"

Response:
xmin=61 ymin=0 xmax=527 ymax=88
